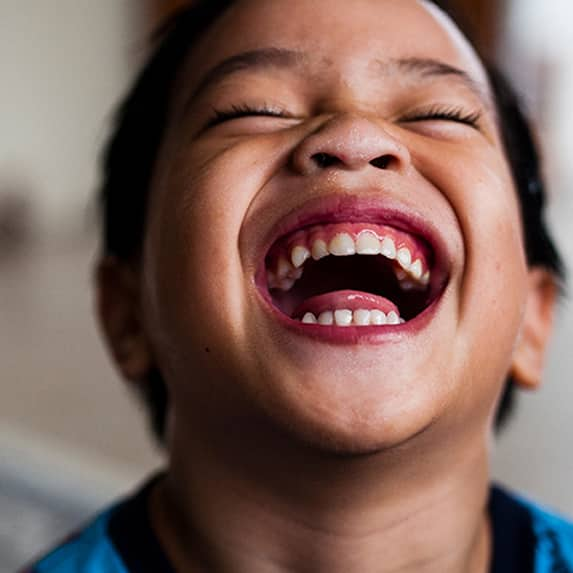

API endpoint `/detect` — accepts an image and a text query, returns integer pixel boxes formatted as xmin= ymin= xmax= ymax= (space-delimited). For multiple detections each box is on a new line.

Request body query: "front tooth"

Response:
xmin=409 ymin=259 xmax=423 ymax=281
xmin=397 ymin=247 xmax=412 ymax=269
xmin=311 ymin=239 xmax=329 ymax=260
xmin=302 ymin=312 xmax=318 ymax=324
xmin=334 ymin=309 xmax=353 ymax=326
xmin=356 ymin=231 xmax=380 ymax=255
xmin=353 ymin=309 xmax=371 ymax=326
xmin=387 ymin=310 xmax=400 ymax=325
xmin=318 ymin=311 xmax=334 ymax=325
xmin=329 ymin=233 xmax=356 ymax=256
xmin=291 ymin=245 xmax=311 ymax=269
xmin=380 ymin=237 xmax=397 ymax=259
xmin=421 ymin=271 xmax=431 ymax=286
xmin=277 ymin=257 xmax=294 ymax=279
xmin=370 ymin=310 xmax=387 ymax=325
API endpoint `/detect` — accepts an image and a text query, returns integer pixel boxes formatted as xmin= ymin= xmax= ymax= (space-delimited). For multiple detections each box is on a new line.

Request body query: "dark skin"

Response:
xmin=97 ymin=0 xmax=557 ymax=570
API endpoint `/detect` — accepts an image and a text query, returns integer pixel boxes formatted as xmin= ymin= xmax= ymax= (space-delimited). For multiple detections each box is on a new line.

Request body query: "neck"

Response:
xmin=152 ymin=420 xmax=492 ymax=573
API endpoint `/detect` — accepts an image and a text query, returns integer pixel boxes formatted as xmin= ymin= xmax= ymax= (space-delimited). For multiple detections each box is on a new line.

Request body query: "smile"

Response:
xmin=256 ymin=197 xmax=450 ymax=338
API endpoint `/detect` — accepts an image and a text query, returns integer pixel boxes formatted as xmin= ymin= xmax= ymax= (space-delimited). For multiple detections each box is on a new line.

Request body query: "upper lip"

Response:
xmin=256 ymin=191 xmax=452 ymax=285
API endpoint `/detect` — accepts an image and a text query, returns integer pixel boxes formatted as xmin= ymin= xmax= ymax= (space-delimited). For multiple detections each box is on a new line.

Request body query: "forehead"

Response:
xmin=184 ymin=0 xmax=488 ymax=92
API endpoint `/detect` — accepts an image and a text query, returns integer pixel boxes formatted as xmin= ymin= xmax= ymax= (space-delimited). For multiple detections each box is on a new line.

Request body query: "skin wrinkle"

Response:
xmin=97 ymin=0 xmax=559 ymax=572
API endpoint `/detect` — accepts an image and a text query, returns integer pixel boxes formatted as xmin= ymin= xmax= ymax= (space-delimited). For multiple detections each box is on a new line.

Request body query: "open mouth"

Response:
xmin=262 ymin=221 xmax=445 ymax=328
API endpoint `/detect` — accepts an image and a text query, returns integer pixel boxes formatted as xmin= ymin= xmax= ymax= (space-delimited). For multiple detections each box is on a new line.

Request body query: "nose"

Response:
xmin=290 ymin=114 xmax=411 ymax=176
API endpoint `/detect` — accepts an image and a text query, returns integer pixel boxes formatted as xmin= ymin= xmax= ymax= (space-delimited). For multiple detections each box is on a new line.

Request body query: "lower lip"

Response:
xmin=255 ymin=283 xmax=446 ymax=346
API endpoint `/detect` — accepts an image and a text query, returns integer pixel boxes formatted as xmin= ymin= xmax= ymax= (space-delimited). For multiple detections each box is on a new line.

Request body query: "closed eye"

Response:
xmin=400 ymin=105 xmax=482 ymax=129
xmin=206 ymin=104 xmax=289 ymax=128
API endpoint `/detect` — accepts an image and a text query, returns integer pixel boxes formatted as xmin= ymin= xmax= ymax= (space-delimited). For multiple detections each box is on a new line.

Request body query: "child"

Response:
xmin=25 ymin=0 xmax=571 ymax=571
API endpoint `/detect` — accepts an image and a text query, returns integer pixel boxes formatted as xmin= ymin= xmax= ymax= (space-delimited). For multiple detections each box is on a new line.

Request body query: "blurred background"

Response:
xmin=0 ymin=0 xmax=572 ymax=570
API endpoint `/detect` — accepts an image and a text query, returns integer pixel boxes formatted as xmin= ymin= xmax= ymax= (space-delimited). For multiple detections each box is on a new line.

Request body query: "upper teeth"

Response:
xmin=328 ymin=233 xmax=356 ymax=256
xmin=268 ymin=229 xmax=430 ymax=292
xmin=380 ymin=237 xmax=397 ymax=259
xmin=291 ymin=245 xmax=311 ymax=268
xmin=311 ymin=239 xmax=329 ymax=260
xmin=356 ymin=231 xmax=380 ymax=255
xmin=396 ymin=247 xmax=412 ymax=268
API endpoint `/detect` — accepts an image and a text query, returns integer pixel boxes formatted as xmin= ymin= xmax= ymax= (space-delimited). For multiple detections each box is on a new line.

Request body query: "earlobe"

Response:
xmin=95 ymin=257 xmax=153 ymax=383
xmin=510 ymin=268 xmax=558 ymax=391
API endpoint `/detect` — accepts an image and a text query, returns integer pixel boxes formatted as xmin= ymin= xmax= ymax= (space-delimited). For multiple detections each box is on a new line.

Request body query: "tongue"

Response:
xmin=293 ymin=290 xmax=400 ymax=319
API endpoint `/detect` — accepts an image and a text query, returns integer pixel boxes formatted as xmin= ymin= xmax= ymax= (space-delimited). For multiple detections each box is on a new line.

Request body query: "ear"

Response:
xmin=95 ymin=257 xmax=153 ymax=383
xmin=510 ymin=268 xmax=558 ymax=391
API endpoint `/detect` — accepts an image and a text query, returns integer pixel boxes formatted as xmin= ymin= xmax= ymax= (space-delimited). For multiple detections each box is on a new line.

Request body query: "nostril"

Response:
xmin=370 ymin=155 xmax=394 ymax=170
xmin=311 ymin=153 xmax=341 ymax=169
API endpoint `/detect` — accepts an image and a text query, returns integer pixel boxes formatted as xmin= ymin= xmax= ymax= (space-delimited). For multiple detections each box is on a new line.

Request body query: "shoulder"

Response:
xmin=495 ymin=485 xmax=573 ymax=572
xmin=21 ymin=508 xmax=128 ymax=573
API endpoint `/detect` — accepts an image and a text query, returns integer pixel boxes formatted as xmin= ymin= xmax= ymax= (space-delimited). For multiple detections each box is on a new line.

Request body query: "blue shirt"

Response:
xmin=22 ymin=480 xmax=573 ymax=572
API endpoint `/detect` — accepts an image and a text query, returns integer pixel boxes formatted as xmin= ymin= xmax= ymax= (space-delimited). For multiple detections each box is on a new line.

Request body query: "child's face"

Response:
xmin=134 ymin=0 xmax=551 ymax=453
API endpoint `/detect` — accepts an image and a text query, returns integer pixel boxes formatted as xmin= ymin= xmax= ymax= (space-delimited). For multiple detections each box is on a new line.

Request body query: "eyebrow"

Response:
xmin=390 ymin=57 xmax=491 ymax=105
xmin=186 ymin=48 xmax=490 ymax=109
xmin=187 ymin=48 xmax=306 ymax=105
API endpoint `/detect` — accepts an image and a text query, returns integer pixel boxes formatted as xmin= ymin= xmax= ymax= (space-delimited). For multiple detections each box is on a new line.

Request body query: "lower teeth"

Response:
xmin=301 ymin=309 xmax=403 ymax=326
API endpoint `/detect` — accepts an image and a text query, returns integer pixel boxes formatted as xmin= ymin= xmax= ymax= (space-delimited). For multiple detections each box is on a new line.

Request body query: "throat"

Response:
xmin=152 ymin=460 xmax=492 ymax=573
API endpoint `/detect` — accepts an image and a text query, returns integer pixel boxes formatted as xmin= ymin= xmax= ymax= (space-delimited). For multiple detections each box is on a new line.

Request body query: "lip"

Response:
xmin=258 ymin=193 xmax=450 ymax=271
xmin=253 ymin=192 xmax=452 ymax=343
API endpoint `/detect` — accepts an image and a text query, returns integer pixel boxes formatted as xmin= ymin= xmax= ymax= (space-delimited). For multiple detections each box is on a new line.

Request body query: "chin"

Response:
xmin=246 ymin=366 xmax=443 ymax=458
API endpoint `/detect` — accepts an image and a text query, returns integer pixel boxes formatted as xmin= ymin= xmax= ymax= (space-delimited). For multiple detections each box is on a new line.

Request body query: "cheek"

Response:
xmin=418 ymin=142 xmax=529 ymax=402
xmin=443 ymin=150 xmax=528 ymax=402
xmin=454 ymin=154 xmax=528 ymax=326
xmin=421 ymin=141 xmax=528 ymax=302
xmin=140 ymin=135 xmax=289 ymax=379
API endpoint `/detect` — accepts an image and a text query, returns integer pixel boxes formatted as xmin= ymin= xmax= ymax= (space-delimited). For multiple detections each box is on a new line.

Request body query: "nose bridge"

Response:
xmin=290 ymin=113 xmax=410 ymax=175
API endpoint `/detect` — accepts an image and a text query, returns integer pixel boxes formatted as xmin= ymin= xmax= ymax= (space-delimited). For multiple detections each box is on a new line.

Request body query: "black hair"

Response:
xmin=99 ymin=0 xmax=565 ymax=442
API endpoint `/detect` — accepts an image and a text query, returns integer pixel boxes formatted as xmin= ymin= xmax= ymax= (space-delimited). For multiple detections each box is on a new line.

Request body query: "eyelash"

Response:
xmin=206 ymin=103 xmax=482 ymax=129
xmin=207 ymin=104 xmax=286 ymax=127
xmin=400 ymin=105 xmax=482 ymax=128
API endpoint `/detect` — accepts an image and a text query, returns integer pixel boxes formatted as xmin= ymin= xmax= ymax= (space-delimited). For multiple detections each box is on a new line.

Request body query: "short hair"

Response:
xmin=99 ymin=0 xmax=565 ymax=443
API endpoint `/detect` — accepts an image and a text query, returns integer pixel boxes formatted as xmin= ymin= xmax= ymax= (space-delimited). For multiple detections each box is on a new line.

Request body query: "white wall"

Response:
xmin=502 ymin=0 xmax=573 ymax=194
xmin=0 ymin=0 xmax=141 ymax=239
